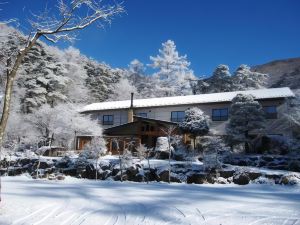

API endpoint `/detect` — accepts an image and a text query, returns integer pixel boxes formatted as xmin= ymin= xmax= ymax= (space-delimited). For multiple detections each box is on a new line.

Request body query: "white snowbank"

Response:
xmin=0 ymin=175 xmax=299 ymax=225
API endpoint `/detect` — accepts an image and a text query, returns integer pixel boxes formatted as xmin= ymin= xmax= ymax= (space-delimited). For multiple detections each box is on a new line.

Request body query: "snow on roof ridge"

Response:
xmin=81 ymin=87 xmax=294 ymax=112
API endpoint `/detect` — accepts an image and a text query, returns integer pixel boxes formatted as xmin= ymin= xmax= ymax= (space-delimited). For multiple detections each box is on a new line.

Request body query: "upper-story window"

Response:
xmin=103 ymin=115 xmax=114 ymax=125
xmin=263 ymin=106 xmax=277 ymax=119
xmin=212 ymin=108 xmax=228 ymax=121
xmin=137 ymin=113 xmax=147 ymax=118
xmin=171 ymin=111 xmax=185 ymax=122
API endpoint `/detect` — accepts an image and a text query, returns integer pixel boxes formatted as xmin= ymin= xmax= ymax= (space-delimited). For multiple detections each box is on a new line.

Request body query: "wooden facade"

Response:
xmin=76 ymin=116 xmax=178 ymax=154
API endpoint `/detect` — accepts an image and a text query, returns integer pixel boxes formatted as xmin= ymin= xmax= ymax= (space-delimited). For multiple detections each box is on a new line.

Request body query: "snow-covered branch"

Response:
xmin=28 ymin=0 xmax=124 ymax=43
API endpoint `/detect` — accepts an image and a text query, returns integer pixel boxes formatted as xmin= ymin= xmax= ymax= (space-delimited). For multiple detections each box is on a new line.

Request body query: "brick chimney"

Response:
xmin=128 ymin=92 xmax=134 ymax=123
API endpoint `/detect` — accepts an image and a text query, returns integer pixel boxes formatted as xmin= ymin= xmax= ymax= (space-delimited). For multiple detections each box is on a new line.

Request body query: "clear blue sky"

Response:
xmin=2 ymin=0 xmax=300 ymax=76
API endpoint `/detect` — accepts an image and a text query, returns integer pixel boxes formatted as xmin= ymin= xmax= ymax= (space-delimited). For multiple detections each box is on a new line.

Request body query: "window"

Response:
xmin=263 ymin=106 xmax=277 ymax=119
xmin=212 ymin=108 xmax=228 ymax=121
xmin=171 ymin=111 xmax=185 ymax=122
xmin=137 ymin=113 xmax=147 ymax=118
xmin=103 ymin=115 xmax=114 ymax=125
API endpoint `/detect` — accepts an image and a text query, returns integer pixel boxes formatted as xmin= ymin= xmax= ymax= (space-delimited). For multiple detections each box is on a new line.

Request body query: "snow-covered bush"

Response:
xmin=200 ymin=136 xmax=230 ymax=170
xmin=155 ymin=137 xmax=174 ymax=152
xmin=179 ymin=107 xmax=209 ymax=152
xmin=25 ymin=103 xmax=102 ymax=149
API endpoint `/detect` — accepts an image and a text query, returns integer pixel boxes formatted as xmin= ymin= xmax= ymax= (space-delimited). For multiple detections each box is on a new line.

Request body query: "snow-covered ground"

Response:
xmin=0 ymin=176 xmax=300 ymax=225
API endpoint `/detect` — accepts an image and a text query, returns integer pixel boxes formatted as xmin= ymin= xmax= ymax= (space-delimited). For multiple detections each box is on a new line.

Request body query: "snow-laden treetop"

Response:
xmin=81 ymin=87 xmax=294 ymax=112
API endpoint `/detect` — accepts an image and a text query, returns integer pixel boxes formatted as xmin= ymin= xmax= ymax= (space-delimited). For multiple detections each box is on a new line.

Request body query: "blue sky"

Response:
xmin=2 ymin=0 xmax=300 ymax=76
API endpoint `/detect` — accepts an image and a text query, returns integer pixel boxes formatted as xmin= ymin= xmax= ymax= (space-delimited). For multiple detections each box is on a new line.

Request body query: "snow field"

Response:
xmin=0 ymin=175 xmax=300 ymax=225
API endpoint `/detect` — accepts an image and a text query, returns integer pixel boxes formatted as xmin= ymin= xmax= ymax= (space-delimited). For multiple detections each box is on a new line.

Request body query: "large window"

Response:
xmin=171 ymin=111 xmax=185 ymax=122
xmin=137 ymin=113 xmax=147 ymax=118
xmin=263 ymin=106 xmax=277 ymax=119
xmin=212 ymin=108 xmax=228 ymax=121
xmin=103 ymin=115 xmax=114 ymax=125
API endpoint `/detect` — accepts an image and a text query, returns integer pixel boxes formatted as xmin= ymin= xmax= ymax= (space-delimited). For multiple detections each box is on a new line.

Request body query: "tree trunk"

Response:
xmin=245 ymin=130 xmax=250 ymax=154
xmin=168 ymin=136 xmax=171 ymax=184
xmin=0 ymin=32 xmax=41 ymax=203
xmin=95 ymin=157 xmax=99 ymax=180
xmin=193 ymin=136 xmax=196 ymax=158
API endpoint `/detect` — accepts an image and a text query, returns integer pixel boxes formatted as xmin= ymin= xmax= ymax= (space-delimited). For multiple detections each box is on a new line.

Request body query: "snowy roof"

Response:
xmin=81 ymin=87 xmax=294 ymax=112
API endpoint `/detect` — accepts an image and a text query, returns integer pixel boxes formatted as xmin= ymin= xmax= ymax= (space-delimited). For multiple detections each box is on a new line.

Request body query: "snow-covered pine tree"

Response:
xmin=108 ymin=73 xmax=140 ymax=101
xmin=150 ymin=40 xmax=196 ymax=97
xmin=226 ymin=94 xmax=266 ymax=153
xmin=232 ymin=64 xmax=268 ymax=90
xmin=179 ymin=107 xmax=210 ymax=153
xmin=209 ymin=64 xmax=233 ymax=93
xmin=125 ymin=59 xmax=158 ymax=98
xmin=84 ymin=60 xmax=121 ymax=102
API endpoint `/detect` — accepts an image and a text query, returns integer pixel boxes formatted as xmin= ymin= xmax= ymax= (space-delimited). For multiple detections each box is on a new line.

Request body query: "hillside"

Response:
xmin=0 ymin=25 xmax=122 ymax=113
xmin=252 ymin=57 xmax=300 ymax=89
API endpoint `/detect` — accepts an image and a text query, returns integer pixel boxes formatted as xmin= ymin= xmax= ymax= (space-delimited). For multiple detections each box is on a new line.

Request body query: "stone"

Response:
xmin=219 ymin=170 xmax=235 ymax=178
xmin=247 ymin=172 xmax=262 ymax=180
xmin=158 ymin=170 xmax=170 ymax=182
xmin=56 ymin=174 xmax=65 ymax=180
xmin=233 ymin=173 xmax=250 ymax=185
xmin=187 ymin=173 xmax=206 ymax=184
xmin=288 ymin=161 xmax=300 ymax=172
xmin=265 ymin=174 xmax=282 ymax=180
xmin=126 ymin=166 xmax=138 ymax=180
xmin=62 ymin=168 xmax=77 ymax=176
xmin=155 ymin=151 xmax=170 ymax=160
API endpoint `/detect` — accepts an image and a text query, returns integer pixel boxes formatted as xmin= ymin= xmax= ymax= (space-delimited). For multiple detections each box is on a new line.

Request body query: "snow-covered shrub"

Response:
xmin=252 ymin=176 xmax=275 ymax=185
xmin=199 ymin=136 xmax=230 ymax=170
xmin=279 ymin=173 xmax=300 ymax=185
xmin=155 ymin=137 xmax=173 ymax=152
xmin=179 ymin=107 xmax=209 ymax=153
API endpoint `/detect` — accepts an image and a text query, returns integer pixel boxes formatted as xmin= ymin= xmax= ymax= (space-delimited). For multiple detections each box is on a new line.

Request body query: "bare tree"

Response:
xmin=0 ymin=0 xmax=124 ymax=146
xmin=136 ymin=144 xmax=151 ymax=183
xmin=160 ymin=125 xmax=177 ymax=184
xmin=0 ymin=0 xmax=124 ymax=202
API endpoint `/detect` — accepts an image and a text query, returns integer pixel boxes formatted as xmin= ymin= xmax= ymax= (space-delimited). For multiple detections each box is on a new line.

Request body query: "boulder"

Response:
xmin=18 ymin=158 xmax=32 ymax=167
xmin=233 ymin=173 xmax=250 ymax=185
xmin=56 ymin=174 xmax=65 ymax=180
xmin=262 ymin=156 xmax=274 ymax=162
xmin=219 ymin=170 xmax=235 ymax=178
xmin=113 ymin=173 xmax=128 ymax=181
xmin=158 ymin=170 xmax=170 ymax=182
xmin=155 ymin=151 xmax=170 ymax=160
xmin=34 ymin=161 xmax=52 ymax=169
xmin=288 ymin=161 xmax=300 ymax=172
xmin=126 ymin=166 xmax=138 ymax=181
xmin=265 ymin=174 xmax=282 ymax=180
xmin=247 ymin=171 xmax=262 ymax=180
xmin=237 ymin=160 xmax=248 ymax=166
xmin=279 ymin=174 xmax=300 ymax=185
xmin=102 ymin=170 xmax=112 ymax=180
xmin=112 ymin=168 xmax=120 ymax=176
xmin=62 ymin=168 xmax=77 ymax=176
xmin=187 ymin=173 xmax=206 ymax=184
xmin=145 ymin=168 xmax=159 ymax=182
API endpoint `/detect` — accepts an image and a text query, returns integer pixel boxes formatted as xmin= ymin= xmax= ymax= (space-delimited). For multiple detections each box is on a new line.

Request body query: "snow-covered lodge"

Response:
xmin=78 ymin=87 xmax=295 ymax=153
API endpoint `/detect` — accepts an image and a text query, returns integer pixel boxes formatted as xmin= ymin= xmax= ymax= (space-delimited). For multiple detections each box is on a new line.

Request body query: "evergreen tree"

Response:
xmin=179 ymin=107 xmax=210 ymax=153
xmin=232 ymin=64 xmax=268 ymax=90
xmin=150 ymin=40 xmax=196 ymax=96
xmin=209 ymin=64 xmax=233 ymax=92
xmin=226 ymin=94 xmax=266 ymax=153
